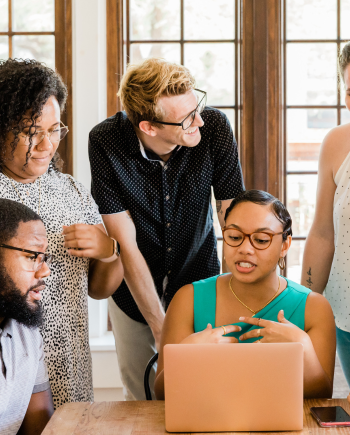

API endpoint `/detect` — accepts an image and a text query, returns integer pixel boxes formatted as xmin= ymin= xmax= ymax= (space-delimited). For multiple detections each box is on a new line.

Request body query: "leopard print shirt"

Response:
xmin=0 ymin=169 xmax=102 ymax=409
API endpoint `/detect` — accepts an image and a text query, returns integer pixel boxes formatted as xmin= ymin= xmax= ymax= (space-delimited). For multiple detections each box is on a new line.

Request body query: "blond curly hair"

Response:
xmin=117 ymin=58 xmax=195 ymax=127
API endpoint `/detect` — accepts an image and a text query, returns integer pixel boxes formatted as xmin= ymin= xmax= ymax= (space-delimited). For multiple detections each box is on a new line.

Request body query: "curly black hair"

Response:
xmin=0 ymin=58 xmax=68 ymax=172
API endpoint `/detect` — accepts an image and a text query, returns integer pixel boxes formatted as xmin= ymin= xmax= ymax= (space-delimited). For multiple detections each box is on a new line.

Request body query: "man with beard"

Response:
xmin=0 ymin=199 xmax=54 ymax=435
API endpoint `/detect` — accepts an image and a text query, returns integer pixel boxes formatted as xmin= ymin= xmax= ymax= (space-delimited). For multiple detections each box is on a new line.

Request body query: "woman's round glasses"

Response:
xmin=222 ymin=228 xmax=286 ymax=250
xmin=19 ymin=121 xmax=69 ymax=146
xmin=0 ymin=244 xmax=55 ymax=272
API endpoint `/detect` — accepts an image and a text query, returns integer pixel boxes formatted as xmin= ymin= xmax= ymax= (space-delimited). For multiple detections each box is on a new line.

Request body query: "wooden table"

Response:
xmin=42 ymin=399 xmax=350 ymax=434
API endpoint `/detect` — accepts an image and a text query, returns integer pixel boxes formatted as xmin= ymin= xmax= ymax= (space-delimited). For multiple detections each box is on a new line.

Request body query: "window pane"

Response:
xmin=12 ymin=0 xmax=54 ymax=32
xmin=287 ymin=240 xmax=305 ymax=283
xmin=184 ymin=0 xmax=234 ymax=40
xmin=0 ymin=0 xmax=8 ymax=31
xmin=287 ymin=174 xmax=317 ymax=237
xmin=0 ymin=36 xmax=9 ymax=60
xmin=341 ymin=108 xmax=350 ymax=125
xmin=287 ymin=109 xmax=337 ymax=171
xmin=130 ymin=43 xmax=180 ymax=64
xmin=286 ymin=0 xmax=336 ymax=40
xmin=130 ymin=0 xmax=180 ymax=41
xmin=341 ymin=0 xmax=350 ymax=39
xmin=218 ymin=108 xmax=235 ymax=132
xmin=12 ymin=35 xmax=55 ymax=69
xmin=184 ymin=43 xmax=234 ymax=106
xmin=287 ymin=43 xmax=337 ymax=105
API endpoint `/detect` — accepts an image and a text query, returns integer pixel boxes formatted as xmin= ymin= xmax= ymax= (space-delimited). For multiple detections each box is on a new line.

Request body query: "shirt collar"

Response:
xmin=0 ymin=318 xmax=13 ymax=339
xmin=138 ymin=139 xmax=165 ymax=167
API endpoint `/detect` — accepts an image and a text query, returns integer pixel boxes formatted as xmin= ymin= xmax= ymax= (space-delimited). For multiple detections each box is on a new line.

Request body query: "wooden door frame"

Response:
xmin=240 ymin=0 xmax=284 ymax=200
xmin=55 ymin=0 xmax=73 ymax=175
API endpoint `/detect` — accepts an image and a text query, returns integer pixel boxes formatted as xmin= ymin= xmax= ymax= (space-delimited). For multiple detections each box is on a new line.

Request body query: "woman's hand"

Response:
xmin=63 ymin=224 xmax=114 ymax=260
xmin=239 ymin=310 xmax=310 ymax=345
xmin=180 ymin=323 xmax=241 ymax=345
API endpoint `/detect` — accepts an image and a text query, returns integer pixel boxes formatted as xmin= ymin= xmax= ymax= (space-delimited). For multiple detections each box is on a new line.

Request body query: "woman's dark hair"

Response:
xmin=0 ymin=58 xmax=68 ymax=172
xmin=224 ymin=190 xmax=293 ymax=240
xmin=339 ymin=41 xmax=350 ymax=84
xmin=0 ymin=198 xmax=42 ymax=246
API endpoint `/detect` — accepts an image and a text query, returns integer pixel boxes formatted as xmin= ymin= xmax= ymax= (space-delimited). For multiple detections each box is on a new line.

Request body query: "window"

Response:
xmin=0 ymin=0 xmax=73 ymax=174
xmin=284 ymin=0 xmax=350 ymax=281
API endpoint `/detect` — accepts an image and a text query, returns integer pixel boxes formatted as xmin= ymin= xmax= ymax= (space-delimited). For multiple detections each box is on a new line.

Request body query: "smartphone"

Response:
xmin=310 ymin=406 xmax=350 ymax=427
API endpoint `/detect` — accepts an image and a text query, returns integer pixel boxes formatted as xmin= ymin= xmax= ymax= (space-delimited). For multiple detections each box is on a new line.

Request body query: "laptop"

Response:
xmin=164 ymin=343 xmax=303 ymax=432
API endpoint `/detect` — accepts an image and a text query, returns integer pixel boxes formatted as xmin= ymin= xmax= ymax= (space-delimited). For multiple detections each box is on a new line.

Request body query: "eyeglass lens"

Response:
xmin=183 ymin=93 xmax=207 ymax=130
xmin=20 ymin=253 xmax=53 ymax=272
xmin=23 ymin=126 xmax=69 ymax=146
xmin=223 ymin=229 xmax=272 ymax=249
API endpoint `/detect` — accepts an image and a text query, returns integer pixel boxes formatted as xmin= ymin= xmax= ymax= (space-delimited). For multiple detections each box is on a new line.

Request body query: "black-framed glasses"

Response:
xmin=152 ymin=89 xmax=207 ymax=130
xmin=222 ymin=228 xmax=286 ymax=250
xmin=0 ymin=244 xmax=55 ymax=272
xmin=18 ymin=121 xmax=69 ymax=146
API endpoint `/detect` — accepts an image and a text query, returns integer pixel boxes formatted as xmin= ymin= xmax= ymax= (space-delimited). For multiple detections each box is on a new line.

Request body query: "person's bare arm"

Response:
xmin=303 ymin=292 xmax=336 ymax=397
xmin=63 ymin=223 xmax=124 ymax=299
xmin=17 ymin=389 xmax=54 ymax=435
xmin=216 ymin=199 xmax=234 ymax=273
xmin=102 ymin=211 xmax=165 ymax=350
xmin=301 ymin=133 xmax=337 ymax=293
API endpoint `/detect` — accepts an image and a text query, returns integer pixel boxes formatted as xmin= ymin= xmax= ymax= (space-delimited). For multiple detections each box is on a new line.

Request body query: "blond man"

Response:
xmin=89 ymin=58 xmax=244 ymax=400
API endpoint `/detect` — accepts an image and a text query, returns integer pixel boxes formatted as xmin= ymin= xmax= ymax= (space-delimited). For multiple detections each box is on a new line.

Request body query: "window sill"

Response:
xmin=89 ymin=332 xmax=115 ymax=352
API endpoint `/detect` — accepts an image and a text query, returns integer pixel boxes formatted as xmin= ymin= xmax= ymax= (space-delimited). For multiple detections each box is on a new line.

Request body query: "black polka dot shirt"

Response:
xmin=89 ymin=108 xmax=244 ymax=323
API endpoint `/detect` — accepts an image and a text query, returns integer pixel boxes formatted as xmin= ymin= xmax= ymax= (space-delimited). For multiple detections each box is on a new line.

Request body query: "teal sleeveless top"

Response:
xmin=193 ymin=275 xmax=311 ymax=343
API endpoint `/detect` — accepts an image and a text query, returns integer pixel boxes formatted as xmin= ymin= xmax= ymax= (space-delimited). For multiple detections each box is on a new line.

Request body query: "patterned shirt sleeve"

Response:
xmin=89 ymin=132 xmax=127 ymax=215
xmin=33 ymin=335 xmax=50 ymax=394
xmin=68 ymin=176 xmax=103 ymax=226
xmin=211 ymin=109 xmax=245 ymax=200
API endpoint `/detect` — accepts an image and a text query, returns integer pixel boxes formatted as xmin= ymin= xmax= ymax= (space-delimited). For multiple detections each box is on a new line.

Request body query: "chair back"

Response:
xmin=144 ymin=353 xmax=158 ymax=400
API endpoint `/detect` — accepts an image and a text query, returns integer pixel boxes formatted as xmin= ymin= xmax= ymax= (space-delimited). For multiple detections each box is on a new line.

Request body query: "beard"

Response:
xmin=0 ymin=264 xmax=44 ymax=328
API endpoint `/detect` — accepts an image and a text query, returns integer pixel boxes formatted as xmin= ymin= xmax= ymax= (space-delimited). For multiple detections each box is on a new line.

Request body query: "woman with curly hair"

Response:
xmin=0 ymin=58 xmax=123 ymax=408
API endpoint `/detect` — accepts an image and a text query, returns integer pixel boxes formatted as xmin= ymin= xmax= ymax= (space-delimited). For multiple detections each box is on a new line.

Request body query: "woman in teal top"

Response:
xmin=155 ymin=190 xmax=336 ymax=399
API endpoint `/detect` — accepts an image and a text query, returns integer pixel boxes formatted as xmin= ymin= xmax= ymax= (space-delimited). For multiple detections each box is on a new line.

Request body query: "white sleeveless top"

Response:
xmin=325 ymin=150 xmax=350 ymax=332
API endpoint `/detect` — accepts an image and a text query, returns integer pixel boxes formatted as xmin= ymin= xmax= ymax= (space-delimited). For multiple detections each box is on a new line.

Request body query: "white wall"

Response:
xmin=72 ymin=0 xmax=107 ymax=190
xmin=72 ymin=0 xmax=122 ymax=395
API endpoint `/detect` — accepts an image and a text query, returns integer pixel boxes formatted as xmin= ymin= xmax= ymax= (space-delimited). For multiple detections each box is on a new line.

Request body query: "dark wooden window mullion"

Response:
xmin=126 ymin=0 xmax=130 ymax=63
xmin=180 ymin=0 xmax=184 ymax=65
xmin=8 ymin=0 xmax=12 ymax=58
xmin=234 ymin=0 xmax=239 ymax=143
xmin=337 ymin=0 xmax=341 ymax=126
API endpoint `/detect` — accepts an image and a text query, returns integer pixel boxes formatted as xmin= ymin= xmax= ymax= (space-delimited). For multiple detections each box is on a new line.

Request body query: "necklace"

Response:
xmin=229 ymin=275 xmax=281 ymax=315
xmin=1 ymin=168 xmax=41 ymax=215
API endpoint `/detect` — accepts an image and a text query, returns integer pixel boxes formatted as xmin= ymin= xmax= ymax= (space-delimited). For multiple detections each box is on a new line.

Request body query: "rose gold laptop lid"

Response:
xmin=164 ymin=343 xmax=303 ymax=432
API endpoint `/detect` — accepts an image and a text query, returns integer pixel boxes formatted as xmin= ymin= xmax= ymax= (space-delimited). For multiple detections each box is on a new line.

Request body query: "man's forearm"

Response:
xmin=121 ymin=246 xmax=165 ymax=338
xmin=301 ymin=233 xmax=334 ymax=294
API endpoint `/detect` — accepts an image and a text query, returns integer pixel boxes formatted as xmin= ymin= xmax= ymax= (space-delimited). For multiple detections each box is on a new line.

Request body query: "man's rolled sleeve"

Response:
xmin=211 ymin=110 xmax=244 ymax=200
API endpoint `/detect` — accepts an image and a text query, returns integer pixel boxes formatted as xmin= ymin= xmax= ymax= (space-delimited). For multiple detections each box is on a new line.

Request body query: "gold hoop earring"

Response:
xmin=278 ymin=257 xmax=286 ymax=270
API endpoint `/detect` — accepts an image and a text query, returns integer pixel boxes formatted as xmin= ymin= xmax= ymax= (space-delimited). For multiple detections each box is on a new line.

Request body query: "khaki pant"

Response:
xmin=108 ymin=297 xmax=157 ymax=400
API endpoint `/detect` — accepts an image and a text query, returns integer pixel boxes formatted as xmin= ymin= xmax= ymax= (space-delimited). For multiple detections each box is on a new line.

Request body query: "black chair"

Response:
xmin=144 ymin=353 xmax=159 ymax=400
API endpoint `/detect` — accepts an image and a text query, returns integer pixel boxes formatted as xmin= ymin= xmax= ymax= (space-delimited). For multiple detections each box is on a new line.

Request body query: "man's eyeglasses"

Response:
xmin=0 ymin=244 xmax=55 ymax=272
xmin=152 ymin=89 xmax=207 ymax=131
xmin=18 ymin=121 xmax=69 ymax=147
xmin=222 ymin=228 xmax=287 ymax=250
